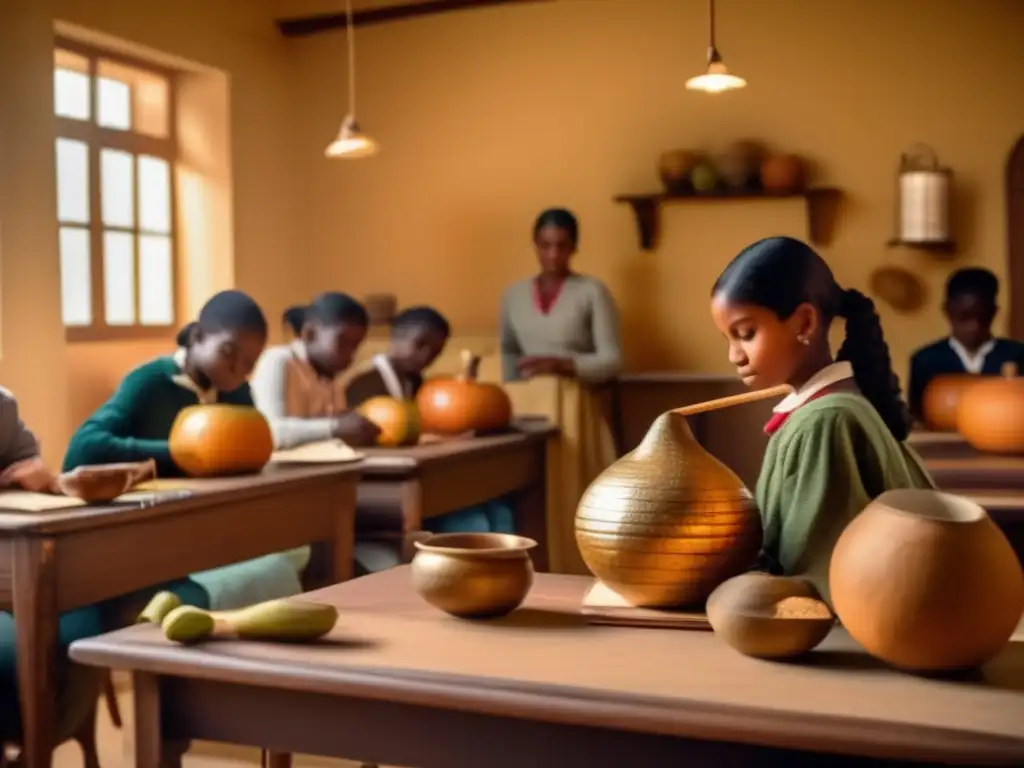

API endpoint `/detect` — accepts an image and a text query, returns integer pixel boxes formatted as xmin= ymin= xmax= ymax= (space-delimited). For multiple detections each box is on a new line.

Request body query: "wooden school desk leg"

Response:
xmin=261 ymin=751 xmax=293 ymax=768
xmin=399 ymin=479 xmax=424 ymax=535
xmin=12 ymin=538 xmax=58 ymax=768
xmin=332 ymin=481 xmax=357 ymax=584
xmin=132 ymin=673 xmax=189 ymax=768
xmin=514 ymin=449 xmax=550 ymax=572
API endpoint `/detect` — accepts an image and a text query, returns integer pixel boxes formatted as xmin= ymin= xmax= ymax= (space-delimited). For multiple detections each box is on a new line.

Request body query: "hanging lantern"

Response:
xmin=893 ymin=144 xmax=953 ymax=248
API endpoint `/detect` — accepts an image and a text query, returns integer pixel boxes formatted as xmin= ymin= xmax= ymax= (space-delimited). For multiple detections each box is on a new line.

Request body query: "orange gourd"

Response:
xmin=357 ymin=396 xmax=421 ymax=447
xmin=169 ymin=405 xmax=273 ymax=477
xmin=922 ymin=374 xmax=977 ymax=432
xmin=956 ymin=363 xmax=1024 ymax=454
xmin=417 ymin=351 xmax=512 ymax=436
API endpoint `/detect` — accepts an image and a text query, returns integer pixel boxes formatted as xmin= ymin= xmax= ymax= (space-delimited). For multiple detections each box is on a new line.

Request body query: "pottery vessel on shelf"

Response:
xmin=58 ymin=459 xmax=157 ymax=503
xmin=169 ymin=405 xmax=274 ymax=477
xmin=707 ymin=573 xmax=835 ymax=659
xmin=658 ymin=149 xmax=702 ymax=193
xmin=411 ymin=533 xmax=537 ymax=618
xmin=575 ymin=412 xmax=762 ymax=608
xmin=358 ymin=396 xmax=421 ymax=447
xmin=829 ymin=489 xmax=1024 ymax=672
xmin=956 ymin=363 xmax=1024 ymax=454
xmin=760 ymin=153 xmax=806 ymax=194
xmin=690 ymin=161 xmax=719 ymax=193
xmin=417 ymin=351 xmax=512 ymax=436
xmin=714 ymin=140 xmax=766 ymax=190
xmin=921 ymin=374 xmax=977 ymax=432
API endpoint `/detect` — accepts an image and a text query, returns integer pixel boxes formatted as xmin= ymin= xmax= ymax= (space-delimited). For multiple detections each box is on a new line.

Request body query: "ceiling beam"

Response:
xmin=277 ymin=0 xmax=552 ymax=37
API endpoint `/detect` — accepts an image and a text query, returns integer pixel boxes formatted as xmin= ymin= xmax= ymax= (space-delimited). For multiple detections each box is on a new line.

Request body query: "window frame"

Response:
xmin=54 ymin=37 xmax=181 ymax=343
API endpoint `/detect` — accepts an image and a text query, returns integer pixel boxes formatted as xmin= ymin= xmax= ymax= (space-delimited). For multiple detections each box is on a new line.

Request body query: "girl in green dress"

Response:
xmin=64 ymin=290 xmax=305 ymax=613
xmin=710 ymin=236 xmax=934 ymax=604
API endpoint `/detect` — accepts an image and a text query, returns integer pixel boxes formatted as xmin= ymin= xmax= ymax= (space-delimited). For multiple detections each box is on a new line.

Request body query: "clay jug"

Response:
xmin=575 ymin=411 xmax=762 ymax=608
xmin=417 ymin=351 xmax=512 ymax=436
xmin=760 ymin=153 xmax=806 ymax=194
xmin=169 ymin=405 xmax=274 ymax=477
xmin=957 ymin=363 xmax=1024 ymax=454
xmin=829 ymin=489 xmax=1024 ymax=672
xmin=658 ymin=149 xmax=701 ymax=193
xmin=922 ymin=374 xmax=977 ymax=432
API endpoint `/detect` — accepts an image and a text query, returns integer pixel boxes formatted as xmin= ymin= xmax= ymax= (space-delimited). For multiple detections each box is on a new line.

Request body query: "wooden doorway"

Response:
xmin=1009 ymin=135 xmax=1024 ymax=339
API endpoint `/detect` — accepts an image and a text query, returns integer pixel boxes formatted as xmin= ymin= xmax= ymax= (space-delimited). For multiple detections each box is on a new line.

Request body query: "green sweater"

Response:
xmin=755 ymin=393 xmax=935 ymax=605
xmin=63 ymin=356 xmax=254 ymax=476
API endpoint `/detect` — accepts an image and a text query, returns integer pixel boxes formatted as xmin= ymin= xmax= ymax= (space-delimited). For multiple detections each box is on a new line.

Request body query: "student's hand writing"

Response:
xmin=517 ymin=356 xmax=575 ymax=379
xmin=0 ymin=457 xmax=60 ymax=494
xmin=331 ymin=411 xmax=382 ymax=447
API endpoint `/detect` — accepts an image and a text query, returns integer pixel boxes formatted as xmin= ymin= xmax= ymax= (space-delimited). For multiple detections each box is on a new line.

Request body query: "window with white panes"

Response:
xmin=53 ymin=42 xmax=179 ymax=341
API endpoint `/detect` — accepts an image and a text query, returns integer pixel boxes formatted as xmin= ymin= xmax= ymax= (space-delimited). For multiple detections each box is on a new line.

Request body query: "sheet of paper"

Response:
xmin=0 ymin=490 xmax=86 ymax=512
xmin=271 ymin=440 xmax=363 ymax=464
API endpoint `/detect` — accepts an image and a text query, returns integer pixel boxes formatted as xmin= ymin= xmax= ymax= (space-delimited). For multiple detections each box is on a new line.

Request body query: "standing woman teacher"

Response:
xmin=500 ymin=208 xmax=623 ymax=574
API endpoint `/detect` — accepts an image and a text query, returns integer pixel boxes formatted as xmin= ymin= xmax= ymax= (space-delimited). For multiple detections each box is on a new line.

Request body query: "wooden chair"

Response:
xmin=2 ymin=698 xmax=101 ymax=768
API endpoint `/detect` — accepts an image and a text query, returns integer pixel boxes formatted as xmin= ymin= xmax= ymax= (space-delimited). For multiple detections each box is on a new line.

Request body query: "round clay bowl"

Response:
xmin=922 ymin=374 xmax=977 ymax=432
xmin=411 ymin=533 xmax=537 ymax=618
xmin=830 ymin=489 xmax=1024 ymax=672
xmin=57 ymin=460 xmax=156 ymax=502
xmin=957 ymin=373 xmax=1024 ymax=454
xmin=707 ymin=573 xmax=835 ymax=659
xmin=575 ymin=412 xmax=762 ymax=608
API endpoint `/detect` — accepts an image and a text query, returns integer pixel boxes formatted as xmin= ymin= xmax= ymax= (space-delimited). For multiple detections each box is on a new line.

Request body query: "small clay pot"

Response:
xmin=715 ymin=140 xmax=766 ymax=189
xmin=58 ymin=460 xmax=157 ymax=503
xmin=760 ymin=154 xmax=806 ymax=194
xmin=658 ymin=150 xmax=702 ymax=193
xmin=707 ymin=573 xmax=835 ymax=659
xmin=922 ymin=374 xmax=977 ymax=432
xmin=411 ymin=533 xmax=537 ymax=618
xmin=957 ymin=363 xmax=1024 ymax=454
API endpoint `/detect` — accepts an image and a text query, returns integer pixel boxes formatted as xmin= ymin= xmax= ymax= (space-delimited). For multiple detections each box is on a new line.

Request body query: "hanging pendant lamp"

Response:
xmin=685 ymin=0 xmax=747 ymax=94
xmin=325 ymin=0 xmax=379 ymax=158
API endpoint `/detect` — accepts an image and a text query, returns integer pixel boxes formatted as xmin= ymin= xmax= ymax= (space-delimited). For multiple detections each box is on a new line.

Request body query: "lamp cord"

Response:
xmin=346 ymin=0 xmax=357 ymax=116
xmin=708 ymin=0 xmax=717 ymax=50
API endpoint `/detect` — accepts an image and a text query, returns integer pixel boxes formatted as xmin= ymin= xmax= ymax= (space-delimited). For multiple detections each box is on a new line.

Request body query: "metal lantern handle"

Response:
xmin=900 ymin=143 xmax=941 ymax=173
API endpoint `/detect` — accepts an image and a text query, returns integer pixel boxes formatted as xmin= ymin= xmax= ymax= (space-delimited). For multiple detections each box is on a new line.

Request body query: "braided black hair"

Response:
xmin=281 ymin=292 xmax=369 ymax=337
xmin=391 ymin=306 xmax=451 ymax=338
xmin=533 ymin=208 xmax=579 ymax=247
xmin=176 ymin=290 xmax=267 ymax=347
xmin=712 ymin=236 xmax=912 ymax=441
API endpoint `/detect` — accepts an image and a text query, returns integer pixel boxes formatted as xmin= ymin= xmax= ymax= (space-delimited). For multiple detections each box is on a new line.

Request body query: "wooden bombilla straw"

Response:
xmin=459 ymin=348 xmax=482 ymax=380
xmin=672 ymin=384 xmax=792 ymax=417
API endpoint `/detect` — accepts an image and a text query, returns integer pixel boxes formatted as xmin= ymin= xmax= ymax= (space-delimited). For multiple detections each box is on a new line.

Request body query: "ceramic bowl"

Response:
xmin=411 ymin=533 xmax=537 ymax=618
xmin=706 ymin=573 xmax=835 ymax=659
xmin=57 ymin=459 xmax=157 ymax=503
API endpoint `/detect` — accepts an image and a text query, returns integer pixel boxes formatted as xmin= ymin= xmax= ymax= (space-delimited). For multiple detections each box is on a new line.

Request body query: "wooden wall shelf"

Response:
xmin=886 ymin=238 xmax=957 ymax=256
xmin=614 ymin=187 xmax=842 ymax=251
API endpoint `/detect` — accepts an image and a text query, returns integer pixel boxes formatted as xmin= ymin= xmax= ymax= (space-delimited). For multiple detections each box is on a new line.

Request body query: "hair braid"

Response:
xmin=836 ymin=288 xmax=912 ymax=441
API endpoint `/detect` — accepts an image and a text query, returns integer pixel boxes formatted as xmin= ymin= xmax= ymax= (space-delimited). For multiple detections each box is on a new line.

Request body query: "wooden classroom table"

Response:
xmin=70 ymin=566 xmax=1024 ymax=768
xmin=0 ymin=464 xmax=361 ymax=768
xmin=906 ymin=430 xmax=978 ymax=460
xmin=924 ymin=455 xmax=1024 ymax=490
xmin=357 ymin=422 xmax=556 ymax=571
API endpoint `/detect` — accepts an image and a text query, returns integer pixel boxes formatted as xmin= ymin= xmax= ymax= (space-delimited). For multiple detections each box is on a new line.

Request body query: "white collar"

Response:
xmin=773 ymin=361 xmax=854 ymax=414
xmin=948 ymin=337 xmax=996 ymax=375
xmin=170 ymin=348 xmax=219 ymax=404
xmin=372 ymin=353 xmax=411 ymax=400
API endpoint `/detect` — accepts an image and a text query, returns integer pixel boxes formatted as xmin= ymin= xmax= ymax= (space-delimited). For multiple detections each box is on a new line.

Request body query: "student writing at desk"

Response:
xmin=343 ymin=306 xmax=516 ymax=535
xmin=908 ymin=268 xmax=1024 ymax=423
xmin=63 ymin=290 xmax=308 ymax=613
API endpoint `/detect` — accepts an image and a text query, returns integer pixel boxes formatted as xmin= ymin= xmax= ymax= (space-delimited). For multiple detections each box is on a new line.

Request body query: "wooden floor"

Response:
xmin=53 ymin=684 xmax=368 ymax=768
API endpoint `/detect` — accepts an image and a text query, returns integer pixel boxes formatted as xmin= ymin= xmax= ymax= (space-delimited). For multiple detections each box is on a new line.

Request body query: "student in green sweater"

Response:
xmin=710 ymin=236 xmax=934 ymax=604
xmin=63 ymin=290 xmax=306 ymax=612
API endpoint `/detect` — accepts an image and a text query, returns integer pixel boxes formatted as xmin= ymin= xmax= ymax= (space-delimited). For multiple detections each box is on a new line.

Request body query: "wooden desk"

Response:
xmin=71 ymin=567 xmax=1024 ymax=768
xmin=0 ymin=464 xmax=360 ymax=768
xmin=924 ymin=456 xmax=1024 ymax=490
xmin=907 ymin=430 xmax=978 ymax=460
xmin=357 ymin=424 xmax=555 ymax=571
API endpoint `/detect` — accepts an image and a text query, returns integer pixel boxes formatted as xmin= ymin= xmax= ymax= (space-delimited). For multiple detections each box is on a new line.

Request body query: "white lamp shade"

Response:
xmin=685 ymin=61 xmax=747 ymax=93
xmin=325 ymin=116 xmax=379 ymax=159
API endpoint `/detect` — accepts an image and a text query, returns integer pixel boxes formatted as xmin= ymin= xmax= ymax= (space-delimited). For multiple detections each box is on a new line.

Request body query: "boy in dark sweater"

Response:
xmin=908 ymin=268 xmax=1024 ymax=422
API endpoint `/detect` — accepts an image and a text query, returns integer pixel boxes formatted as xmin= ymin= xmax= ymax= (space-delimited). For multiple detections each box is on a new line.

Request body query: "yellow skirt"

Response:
xmin=506 ymin=377 xmax=618 ymax=575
